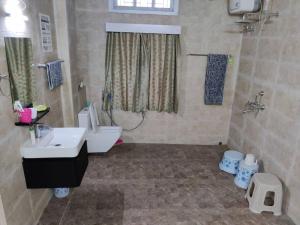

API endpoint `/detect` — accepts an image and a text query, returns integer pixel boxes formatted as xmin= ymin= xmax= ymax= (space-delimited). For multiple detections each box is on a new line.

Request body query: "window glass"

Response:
xmin=136 ymin=0 xmax=152 ymax=8
xmin=111 ymin=0 xmax=177 ymax=15
xmin=117 ymin=0 xmax=134 ymax=7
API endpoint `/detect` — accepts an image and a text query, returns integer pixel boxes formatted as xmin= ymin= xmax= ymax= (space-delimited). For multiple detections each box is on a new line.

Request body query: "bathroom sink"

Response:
xmin=21 ymin=128 xmax=87 ymax=158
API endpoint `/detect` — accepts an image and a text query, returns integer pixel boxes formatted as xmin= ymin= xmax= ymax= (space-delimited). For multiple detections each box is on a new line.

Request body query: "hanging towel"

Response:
xmin=46 ymin=60 xmax=63 ymax=90
xmin=204 ymin=54 xmax=228 ymax=105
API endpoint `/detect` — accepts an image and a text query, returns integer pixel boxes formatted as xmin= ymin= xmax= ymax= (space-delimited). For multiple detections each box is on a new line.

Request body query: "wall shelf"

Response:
xmin=15 ymin=108 xmax=50 ymax=127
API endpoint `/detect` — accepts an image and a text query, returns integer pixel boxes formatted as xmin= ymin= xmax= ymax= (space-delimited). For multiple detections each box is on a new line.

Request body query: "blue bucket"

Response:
xmin=54 ymin=188 xmax=70 ymax=198
xmin=219 ymin=150 xmax=244 ymax=175
xmin=234 ymin=160 xmax=259 ymax=189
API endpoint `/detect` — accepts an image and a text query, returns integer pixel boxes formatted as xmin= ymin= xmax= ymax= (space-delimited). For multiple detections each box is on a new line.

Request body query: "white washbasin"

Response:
xmin=21 ymin=128 xmax=87 ymax=158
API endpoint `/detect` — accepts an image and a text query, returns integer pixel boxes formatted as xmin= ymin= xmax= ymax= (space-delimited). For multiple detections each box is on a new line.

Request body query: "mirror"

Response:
xmin=4 ymin=37 xmax=35 ymax=106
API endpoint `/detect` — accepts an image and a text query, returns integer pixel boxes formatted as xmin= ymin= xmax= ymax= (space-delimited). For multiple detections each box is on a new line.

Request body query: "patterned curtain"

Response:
xmin=4 ymin=37 xmax=35 ymax=106
xmin=148 ymin=34 xmax=179 ymax=112
xmin=103 ymin=32 xmax=149 ymax=112
xmin=103 ymin=32 xmax=179 ymax=113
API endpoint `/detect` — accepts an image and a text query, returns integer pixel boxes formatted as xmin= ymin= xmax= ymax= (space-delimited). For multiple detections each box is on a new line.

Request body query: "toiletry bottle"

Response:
xmin=29 ymin=127 xmax=36 ymax=145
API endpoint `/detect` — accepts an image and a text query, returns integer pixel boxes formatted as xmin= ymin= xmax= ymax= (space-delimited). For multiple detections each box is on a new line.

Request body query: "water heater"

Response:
xmin=229 ymin=0 xmax=261 ymax=14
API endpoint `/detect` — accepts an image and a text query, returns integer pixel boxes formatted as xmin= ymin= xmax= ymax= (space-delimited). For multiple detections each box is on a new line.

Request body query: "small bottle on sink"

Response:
xmin=29 ymin=127 xmax=36 ymax=145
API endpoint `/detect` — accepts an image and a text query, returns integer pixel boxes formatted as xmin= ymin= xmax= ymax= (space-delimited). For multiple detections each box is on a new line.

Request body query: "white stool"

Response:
xmin=245 ymin=173 xmax=283 ymax=216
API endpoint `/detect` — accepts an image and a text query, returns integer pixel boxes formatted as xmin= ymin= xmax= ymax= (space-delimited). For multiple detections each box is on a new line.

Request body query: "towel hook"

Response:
xmin=0 ymin=74 xmax=8 ymax=81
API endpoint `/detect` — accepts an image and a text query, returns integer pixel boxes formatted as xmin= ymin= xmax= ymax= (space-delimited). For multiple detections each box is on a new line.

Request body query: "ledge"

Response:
xmin=15 ymin=108 xmax=50 ymax=127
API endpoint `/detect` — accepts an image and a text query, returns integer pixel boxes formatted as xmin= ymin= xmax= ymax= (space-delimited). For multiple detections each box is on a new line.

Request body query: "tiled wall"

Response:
xmin=0 ymin=0 xmax=64 ymax=224
xmin=53 ymin=0 xmax=87 ymax=126
xmin=228 ymin=0 xmax=300 ymax=223
xmin=73 ymin=0 xmax=242 ymax=144
xmin=67 ymin=0 xmax=87 ymax=124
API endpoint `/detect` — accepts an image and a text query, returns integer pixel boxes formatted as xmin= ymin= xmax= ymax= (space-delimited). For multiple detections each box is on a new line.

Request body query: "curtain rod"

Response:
xmin=106 ymin=23 xmax=181 ymax=34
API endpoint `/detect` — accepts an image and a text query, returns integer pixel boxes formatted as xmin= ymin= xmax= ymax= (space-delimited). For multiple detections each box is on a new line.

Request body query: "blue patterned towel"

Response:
xmin=46 ymin=60 xmax=63 ymax=90
xmin=204 ymin=54 xmax=228 ymax=105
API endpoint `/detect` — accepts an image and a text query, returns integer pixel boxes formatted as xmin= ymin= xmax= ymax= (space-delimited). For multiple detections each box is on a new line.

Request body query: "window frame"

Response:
xmin=109 ymin=0 xmax=179 ymax=16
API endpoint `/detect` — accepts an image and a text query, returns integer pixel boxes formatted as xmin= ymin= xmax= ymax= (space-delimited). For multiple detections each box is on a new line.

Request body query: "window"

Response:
xmin=109 ymin=0 xmax=179 ymax=15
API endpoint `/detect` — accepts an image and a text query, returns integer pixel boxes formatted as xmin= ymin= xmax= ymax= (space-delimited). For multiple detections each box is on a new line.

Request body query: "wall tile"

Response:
xmin=273 ymin=89 xmax=300 ymax=120
xmin=286 ymin=177 xmax=300 ymax=222
xmin=235 ymin=75 xmax=251 ymax=96
xmin=244 ymin=118 xmax=265 ymax=149
xmin=241 ymin=37 xmax=257 ymax=57
xmin=258 ymin=38 xmax=281 ymax=61
xmin=239 ymin=57 xmax=254 ymax=75
xmin=267 ymin=111 xmax=300 ymax=143
xmin=264 ymin=133 xmax=295 ymax=170
xmin=262 ymin=156 xmax=289 ymax=184
xmin=230 ymin=107 xmax=245 ymax=130
xmin=228 ymin=125 xmax=242 ymax=149
xmin=6 ymin=192 xmax=34 ymax=225
xmin=254 ymin=60 xmax=278 ymax=83
xmin=290 ymin=152 xmax=300 ymax=178
xmin=282 ymin=37 xmax=300 ymax=64
xmin=242 ymin=138 xmax=261 ymax=158
xmin=278 ymin=63 xmax=300 ymax=90
xmin=0 ymin=168 xmax=27 ymax=218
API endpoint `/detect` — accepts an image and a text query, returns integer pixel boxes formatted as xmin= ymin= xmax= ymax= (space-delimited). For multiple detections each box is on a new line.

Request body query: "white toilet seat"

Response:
xmin=78 ymin=107 xmax=122 ymax=153
xmin=86 ymin=126 xmax=122 ymax=153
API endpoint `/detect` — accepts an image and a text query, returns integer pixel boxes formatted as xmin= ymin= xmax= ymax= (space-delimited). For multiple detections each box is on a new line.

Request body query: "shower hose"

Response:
xmin=104 ymin=92 xmax=146 ymax=132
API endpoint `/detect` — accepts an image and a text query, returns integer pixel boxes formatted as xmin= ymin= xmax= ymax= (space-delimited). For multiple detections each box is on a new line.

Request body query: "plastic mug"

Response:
xmin=19 ymin=108 xmax=32 ymax=123
xmin=30 ymin=108 xmax=37 ymax=119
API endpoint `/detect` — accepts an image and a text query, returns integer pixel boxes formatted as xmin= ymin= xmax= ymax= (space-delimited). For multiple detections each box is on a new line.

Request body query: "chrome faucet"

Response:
xmin=33 ymin=124 xmax=52 ymax=138
xmin=243 ymin=91 xmax=265 ymax=116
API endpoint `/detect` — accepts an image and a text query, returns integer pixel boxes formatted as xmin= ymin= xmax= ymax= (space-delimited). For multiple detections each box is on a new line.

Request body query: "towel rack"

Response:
xmin=187 ymin=53 xmax=233 ymax=57
xmin=32 ymin=60 xmax=64 ymax=69
xmin=187 ymin=54 xmax=209 ymax=57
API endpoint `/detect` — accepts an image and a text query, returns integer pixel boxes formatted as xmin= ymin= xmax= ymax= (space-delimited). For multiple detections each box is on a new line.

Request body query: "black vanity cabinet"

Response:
xmin=22 ymin=141 xmax=88 ymax=189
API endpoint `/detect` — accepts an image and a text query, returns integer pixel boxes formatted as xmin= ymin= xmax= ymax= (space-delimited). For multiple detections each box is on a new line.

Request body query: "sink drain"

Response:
xmin=54 ymin=144 xmax=61 ymax=147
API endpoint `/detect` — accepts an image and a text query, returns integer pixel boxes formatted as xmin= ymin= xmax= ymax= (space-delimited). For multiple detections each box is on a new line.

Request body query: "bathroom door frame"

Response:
xmin=0 ymin=195 xmax=7 ymax=225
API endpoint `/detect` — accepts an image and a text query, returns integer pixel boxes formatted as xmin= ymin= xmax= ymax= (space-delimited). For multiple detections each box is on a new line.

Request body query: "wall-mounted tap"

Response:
xmin=243 ymin=91 xmax=265 ymax=116
xmin=33 ymin=123 xmax=52 ymax=138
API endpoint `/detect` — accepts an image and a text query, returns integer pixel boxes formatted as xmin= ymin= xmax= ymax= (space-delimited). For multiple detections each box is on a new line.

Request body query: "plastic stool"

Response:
xmin=245 ymin=173 xmax=283 ymax=216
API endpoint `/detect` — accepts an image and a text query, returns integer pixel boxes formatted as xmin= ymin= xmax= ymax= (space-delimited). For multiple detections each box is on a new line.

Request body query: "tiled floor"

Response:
xmin=38 ymin=144 xmax=294 ymax=225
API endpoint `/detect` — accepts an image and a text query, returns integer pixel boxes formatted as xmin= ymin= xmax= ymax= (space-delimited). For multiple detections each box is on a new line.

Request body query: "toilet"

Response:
xmin=78 ymin=106 xmax=122 ymax=153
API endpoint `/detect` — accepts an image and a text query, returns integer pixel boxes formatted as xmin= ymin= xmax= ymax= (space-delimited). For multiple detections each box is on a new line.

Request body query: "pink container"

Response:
xmin=19 ymin=108 xmax=32 ymax=123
